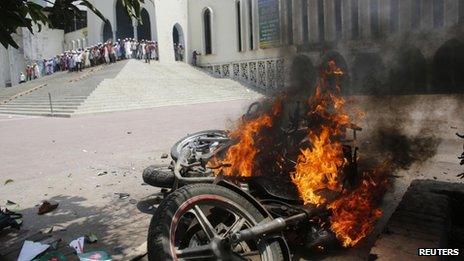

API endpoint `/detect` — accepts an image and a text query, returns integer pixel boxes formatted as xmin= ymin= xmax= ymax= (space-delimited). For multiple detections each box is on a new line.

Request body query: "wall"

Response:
xmin=153 ymin=0 xmax=188 ymax=63
xmin=64 ymin=28 xmax=88 ymax=50
xmin=188 ymin=0 xmax=288 ymax=65
xmin=87 ymin=0 xmax=158 ymax=45
xmin=22 ymin=25 xmax=64 ymax=61
xmin=0 ymin=30 xmax=26 ymax=87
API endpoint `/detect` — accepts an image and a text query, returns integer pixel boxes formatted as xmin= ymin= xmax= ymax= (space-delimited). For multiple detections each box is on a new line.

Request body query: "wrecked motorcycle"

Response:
xmin=142 ymin=107 xmax=362 ymax=260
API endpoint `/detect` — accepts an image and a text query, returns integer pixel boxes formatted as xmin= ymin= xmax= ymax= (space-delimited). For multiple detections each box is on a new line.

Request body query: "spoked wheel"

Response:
xmin=170 ymin=130 xmax=229 ymax=161
xmin=148 ymin=184 xmax=284 ymax=261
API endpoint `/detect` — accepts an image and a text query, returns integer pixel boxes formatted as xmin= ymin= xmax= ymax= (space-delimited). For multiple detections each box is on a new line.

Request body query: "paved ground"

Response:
xmin=0 ymin=100 xmax=253 ymax=259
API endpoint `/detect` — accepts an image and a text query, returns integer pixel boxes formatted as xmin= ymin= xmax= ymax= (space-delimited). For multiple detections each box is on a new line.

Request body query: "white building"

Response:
xmin=2 ymin=0 xmax=464 ymax=93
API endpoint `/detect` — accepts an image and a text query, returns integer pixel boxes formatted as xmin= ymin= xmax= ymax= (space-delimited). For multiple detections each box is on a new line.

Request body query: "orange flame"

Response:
xmin=214 ymin=60 xmax=388 ymax=248
xmin=220 ymin=100 xmax=281 ymax=177
xmin=328 ymin=171 xmax=387 ymax=247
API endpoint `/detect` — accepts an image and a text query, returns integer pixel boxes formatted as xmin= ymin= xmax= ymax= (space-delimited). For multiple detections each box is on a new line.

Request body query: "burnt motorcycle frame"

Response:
xmin=147 ymin=122 xmax=362 ymax=259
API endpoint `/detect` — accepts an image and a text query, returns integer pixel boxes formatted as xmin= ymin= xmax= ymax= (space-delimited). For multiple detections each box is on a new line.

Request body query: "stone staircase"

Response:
xmin=74 ymin=60 xmax=261 ymax=115
xmin=0 ymin=62 xmax=125 ymax=117
xmin=0 ymin=60 xmax=261 ymax=117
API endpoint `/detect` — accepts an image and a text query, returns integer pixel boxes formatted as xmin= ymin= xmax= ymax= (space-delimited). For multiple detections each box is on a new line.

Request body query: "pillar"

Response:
xmin=379 ymin=0 xmax=390 ymax=35
xmin=324 ymin=0 xmax=335 ymax=42
xmin=341 ymin=0 xmax=352 ymax=40
xmin=359 ymin=0 xmax=370 ymax=39
xmin=399 ymin=0 xmax=412 ymax=33
xmin=445 ymin=0 xmax=459 ymax=27
xmin=308 ymin=0 xmax=319 ymax=43
xmin=422 ymin=0 xmax=433 ymax=30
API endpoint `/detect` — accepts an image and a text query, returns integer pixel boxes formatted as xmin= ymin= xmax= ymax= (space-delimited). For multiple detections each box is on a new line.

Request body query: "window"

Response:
xmin=237 ymin=1 xmax=243 ymax=52
xmin=411 ymin=0 xmax=421 ymax=30
xmin=335 ymin=0 xmax=342 ymax=40
xmin=203 ymin=8 xmax=212 ymax=55
xmin=317 ymin=0 xmax=325 ymax=42
xmin=433 ymin=0 xmax=444 ymax=28
xmin=370 ymin=0 xmax=380 ymax=38
xmin=248 ymin=0 xmax=254 ymax=50
xmin=286 ymin=0 xmax=294 ymax=44
xmin=302 ymin=0 xmax=309 ymax=43
xmin=351 ymin=0 xmax=359 ymax=39
xmin=390 ymin=0 xmax=399 ymax=33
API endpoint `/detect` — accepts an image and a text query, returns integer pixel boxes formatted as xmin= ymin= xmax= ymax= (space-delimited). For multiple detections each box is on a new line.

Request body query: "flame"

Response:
xmin=328 ymin=170 xmax=388 ymax=247
xmin=292 ymin=127 xmax=345 ymax=205
xmin=213 ymin=60 xmax=388 ymax=248
xmin=219 ymin=100 xmax=281 ymax=177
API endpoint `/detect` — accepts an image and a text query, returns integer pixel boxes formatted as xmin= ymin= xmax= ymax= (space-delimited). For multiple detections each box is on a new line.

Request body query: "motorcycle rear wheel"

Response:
xmin=147 ymin=183 xmax=285 ymax=260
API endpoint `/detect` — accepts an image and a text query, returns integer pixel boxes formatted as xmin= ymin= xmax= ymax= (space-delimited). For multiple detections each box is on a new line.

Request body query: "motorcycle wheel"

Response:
xmin=170 ymin=130 xmax=229 ymax=161
xmin=142 ymin=165 xmax=175 ymax=188
xmin=147 ymin=183 xmax=285 ymax=261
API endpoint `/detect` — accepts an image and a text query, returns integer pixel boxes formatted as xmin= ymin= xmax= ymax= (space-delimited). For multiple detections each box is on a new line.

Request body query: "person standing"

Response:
xmin=192 ymin=50 xmax=201 ymax=66
xmin=178 ymin=44 xmax=184 ymax=61
xmin=74 ymin=51 xmax=82 ymax=72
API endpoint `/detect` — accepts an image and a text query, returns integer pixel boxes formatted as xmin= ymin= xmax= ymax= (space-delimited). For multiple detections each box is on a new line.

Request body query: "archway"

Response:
xmin=352 ymin=52 xmax=386 ymax=94
xmin=289 ymin=55 xmax=317 ymax=96
xmin=321 ymin=51 xmax=350 ymax=93
xmin=137 ymin=8 xmax=151 ymax=41
xmin=388 ymin=46 xmax=427 ymax=94
xmin=116 ymin=0 xmax=134 ymax=39
xmin=172 ymin=23 xmax=185 ymax=61
xmin=103 ymin=21 xmax=113 ymax=42
xmin=432 ymin=39 xmax=464 ymax=93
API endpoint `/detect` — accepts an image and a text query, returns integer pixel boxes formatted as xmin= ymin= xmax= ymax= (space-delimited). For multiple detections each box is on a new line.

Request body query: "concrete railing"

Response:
xmin=199 ymin=57 xmax=286 ymax=93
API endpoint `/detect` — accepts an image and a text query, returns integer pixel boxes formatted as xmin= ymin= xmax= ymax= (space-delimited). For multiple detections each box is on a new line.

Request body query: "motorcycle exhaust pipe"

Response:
xmin=229 ymin=213 xmax=307 ymax=244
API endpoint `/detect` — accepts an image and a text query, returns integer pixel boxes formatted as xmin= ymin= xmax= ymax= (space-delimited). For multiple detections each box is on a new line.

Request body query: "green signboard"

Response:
xmin=258 ymin=0 xmax=281 ymax=49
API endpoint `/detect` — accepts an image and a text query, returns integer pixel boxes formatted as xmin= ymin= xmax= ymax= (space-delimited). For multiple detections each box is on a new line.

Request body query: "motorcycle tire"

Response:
xmin=170 ymin=130 xmax=228 ymax=161
xmin=142 ymin=165 xmax=175 ymax=188
xmin=147 ymin=183 xmax=285 ymax=261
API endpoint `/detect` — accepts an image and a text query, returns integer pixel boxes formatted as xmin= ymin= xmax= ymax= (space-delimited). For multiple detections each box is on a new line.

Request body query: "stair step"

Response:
xmin=0 ymin=111 xmax=71 ymax=118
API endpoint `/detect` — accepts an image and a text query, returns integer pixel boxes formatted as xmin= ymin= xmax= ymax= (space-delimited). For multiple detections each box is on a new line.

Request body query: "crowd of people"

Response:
xmin=20 ymin=39 xmax=159 ymax=84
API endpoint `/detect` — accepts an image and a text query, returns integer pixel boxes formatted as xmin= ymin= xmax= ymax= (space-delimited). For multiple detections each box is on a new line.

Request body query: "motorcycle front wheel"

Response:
xmin=147 ymin=183 xmax=285 ymax=261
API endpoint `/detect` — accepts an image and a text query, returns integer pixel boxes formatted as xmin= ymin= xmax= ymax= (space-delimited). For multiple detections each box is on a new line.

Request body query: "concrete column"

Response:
xmin=293 ymin=0 xmax=303 ymax=44
xmin=445 ymin=0 xmax=459 ymax=27
xmin=342 ymin=0 xmax=352 ymax=40
xmin=422 ymin=0 xmax=433 ymax=30
xmin=133 ymin=19 xmax=138 ymax=40
xmin=359 ymin=0 xmax=370 ymax=39
xmin=324 ymin=0 xmax=335 ymax=42
xmin=399 ymin=0 xmax=412 ymax=33
xmin=379 ymin=0 xmax=390 ymax=35
xmin=308 ymin=0 xmax=319 ymax=43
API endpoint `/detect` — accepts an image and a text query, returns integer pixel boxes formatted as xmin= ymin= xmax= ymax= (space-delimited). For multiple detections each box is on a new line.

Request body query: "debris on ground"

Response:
xmin=38 ymin=201 xmax=59 ymax=215
xmin=127 ymin=131 xmax=132 ymax=134
xmin=39 ymin=251 xmax=66 ymax=261
xmin=160 ymin=153 xmax=168 ymax=159
xmin=69 ymin=236 xmax=85 ymax=254
xmin=85 ymin=233 xmax=98 ymax=244
xmin=4 ymin=179 xmax=14 ymax=185
xmin=115 ymin=193 xmax=130 ymax=200
xmin=77 ymin=251 xmax=111 ymax=261
xmin=17 ymin=240 xmax=50 ymax=261
xmin=97 ymin=171 xmax=108 ymax=176
xmin=0 ymin=208 xmax=22 ymax=230
xmin=129 ymin=199 xmax=137 ymax=205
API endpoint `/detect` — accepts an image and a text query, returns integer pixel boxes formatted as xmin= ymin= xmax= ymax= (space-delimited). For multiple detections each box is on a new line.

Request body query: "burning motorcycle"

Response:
xmin=143 ymin=61 xmax=388 ymax=260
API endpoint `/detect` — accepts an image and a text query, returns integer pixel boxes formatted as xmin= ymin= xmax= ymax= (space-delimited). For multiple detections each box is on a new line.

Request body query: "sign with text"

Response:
xmin=258 ymin=0 xmax=281 ymax=49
